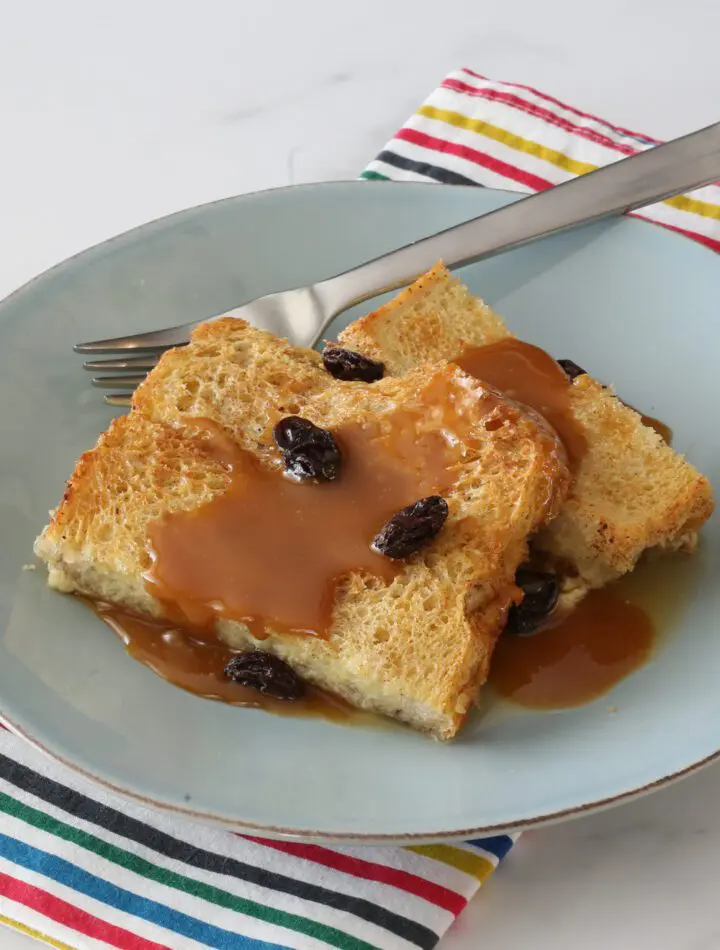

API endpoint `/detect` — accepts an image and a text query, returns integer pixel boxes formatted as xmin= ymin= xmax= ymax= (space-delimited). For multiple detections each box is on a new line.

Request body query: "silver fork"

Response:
xmin=77 ymin=121 xmax=720 ymax=406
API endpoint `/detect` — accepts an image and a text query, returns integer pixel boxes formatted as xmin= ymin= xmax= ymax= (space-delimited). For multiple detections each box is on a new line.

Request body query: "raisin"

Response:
xmin=273 ymin=415 xmax=318 ymax=451
xmin=506 ymin=567 xmax=559 ymax=635
xmin=225 ymin=652 xmax=304 ymax=700
xmin=322 ymin=346 xmax=384 ymax=382
xmin=272 ymin=416 xmax=342 ymax=482
xmin=284 ymin=444 xmax=341 ymax=482
xmin=372 ymin=496 xmax=449 ymax=559
xmin=557 ymin=359 xmax=586 ymax=380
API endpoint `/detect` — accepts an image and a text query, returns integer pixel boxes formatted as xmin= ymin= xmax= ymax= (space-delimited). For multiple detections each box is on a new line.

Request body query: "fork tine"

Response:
xmin=83 ymin=355 xmax=160 ymax=372
xmin=104 ymin=393 xmax=133 ymax=407
xmin=74 ymin=323 xmax=193 ymax=354
xmin=91 ymin=374 xmax=146 ymax=390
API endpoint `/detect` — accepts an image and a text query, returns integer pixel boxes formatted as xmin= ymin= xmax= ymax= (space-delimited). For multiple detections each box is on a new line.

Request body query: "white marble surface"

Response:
xmin=1 ymin=1 xmax=720 ymax=947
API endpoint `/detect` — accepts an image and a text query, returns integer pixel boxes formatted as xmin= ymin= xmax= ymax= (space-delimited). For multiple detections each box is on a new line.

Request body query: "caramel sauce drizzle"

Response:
xmin=89 ymin=340 xmax=673 ymax=719
xmin=93 ymin=602 xmax=356 ymax=721
xmin=144 ymin=375 xmax=500 ymax=640
xmin=453 ymin=340 xmax=673 ymax=711
xmin=455 ymin=339 xmax=588 ymax=467
xmin=635 ymin=410 xmax=672 ymax=444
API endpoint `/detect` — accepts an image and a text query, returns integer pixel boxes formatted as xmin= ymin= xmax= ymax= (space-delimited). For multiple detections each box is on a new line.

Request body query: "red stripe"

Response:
xmin=244 ymin=837 xmax=466 ymax=915
xmin=442 ymin=79 xmax=641 ymax=158
xmin=459 ymin=68 xmax=662 ymax=144
xmin=444 ymin=76 xmax=720 ymax=192
xmin=396 ymin=127 xmax=552 ymax=192
xmin=0 ymin=871 xmax=170 ymax=950
xmin=424 ymin=82 xmax=719 ymax=255
xmin=630 ymin=213 xmax=720 ymax=253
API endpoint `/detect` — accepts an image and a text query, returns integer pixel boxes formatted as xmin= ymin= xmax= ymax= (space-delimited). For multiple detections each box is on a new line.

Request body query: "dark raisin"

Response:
xmin=283 ymin=444 xmax=341 ymax=482
xmin=224 ymin=652 xmax=304 ymax=700
xmin=272 ymin=416 xmax=342 ymax=482
xmin=322 ymin=346 xmax=384 ymax=382
xmin=506 ymin=567 xmax=559 ymax=635
xmin=557 ymin=359 xmax=586 ymax=380
xmin=273 ymin=416 xmax=320 ymax=451
xmin=372 ymin=496 xmax=449 ymax=559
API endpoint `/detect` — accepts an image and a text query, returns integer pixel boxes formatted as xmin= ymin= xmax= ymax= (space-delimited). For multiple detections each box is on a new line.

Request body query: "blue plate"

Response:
xmin=0 ymin=182 xmax=717 ymax=841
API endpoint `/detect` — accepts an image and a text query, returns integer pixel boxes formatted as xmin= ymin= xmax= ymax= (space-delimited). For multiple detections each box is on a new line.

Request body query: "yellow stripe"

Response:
xmin=0 ymin=912 xmax=77 ymax=950
xmin=418 ymin=104 xmax=595 ymax=176
xmin=664 ymin=192 xmax=720 ymax=221
xmin=406 ymin=844 xmax=495 ymax=883
xmin=418 ymin=104 xmax=720 ymax=221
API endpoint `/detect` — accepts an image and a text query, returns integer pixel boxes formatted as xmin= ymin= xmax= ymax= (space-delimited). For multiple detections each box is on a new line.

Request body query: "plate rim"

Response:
xmin=2 ymin=179 xmax=718 ymax=843
xmin=4 ymin=708 xmax=719 ymax=843
xmin=4 ymin=178 xmax=715 ymax=315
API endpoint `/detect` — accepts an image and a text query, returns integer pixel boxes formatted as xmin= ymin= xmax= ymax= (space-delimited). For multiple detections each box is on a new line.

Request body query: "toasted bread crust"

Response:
xmin=337 ymin=262 xmax=510 ymax=375
xmin=36 ymin=319 xmax=570 ymax=738
xmin=339 ymin=264 xmax=714 ymax=591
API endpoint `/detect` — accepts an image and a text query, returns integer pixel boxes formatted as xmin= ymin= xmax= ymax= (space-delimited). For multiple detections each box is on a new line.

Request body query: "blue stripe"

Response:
xmin=466 ymin=835 xmax=514 ymax=861
xmin=0 ymin=833 xmax=291 ymax=950
xmin=622 ymin=132 xmax=658 ymax=147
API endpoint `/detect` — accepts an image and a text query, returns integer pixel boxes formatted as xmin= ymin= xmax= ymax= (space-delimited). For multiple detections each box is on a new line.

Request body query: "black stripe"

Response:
xmin=376 ymin=149 xmax=479 ymax=186
xmin=0 ymin=754 xmax=438 ymax=949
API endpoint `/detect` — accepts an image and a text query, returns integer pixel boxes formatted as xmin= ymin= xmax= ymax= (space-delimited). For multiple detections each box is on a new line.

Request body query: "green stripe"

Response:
xmin=359 ymin=170 xmax=389 ymax=181
xmin=0 ymin=792 xmax=379 ymax=950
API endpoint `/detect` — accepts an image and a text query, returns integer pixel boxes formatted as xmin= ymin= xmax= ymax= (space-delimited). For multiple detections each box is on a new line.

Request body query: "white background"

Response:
xmin=1 ymin=2 xmax=720 ymax=947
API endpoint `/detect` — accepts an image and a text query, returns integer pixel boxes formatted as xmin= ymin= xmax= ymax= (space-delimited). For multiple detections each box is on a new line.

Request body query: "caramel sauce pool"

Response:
xmin=487 ymin=554 xmax=690 ymax=710
xmin=93 ymin=603 xmax=356 ymax=722
xmin=488 ymin=588 xmax=654 ymax=708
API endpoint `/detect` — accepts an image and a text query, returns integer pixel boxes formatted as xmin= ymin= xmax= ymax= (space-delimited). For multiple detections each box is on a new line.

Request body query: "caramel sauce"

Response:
xmin=488 ymin=587 xmax=654 ymax=709
xmin=637 ymin=410 xmax=673 ymax=444
xmin=486 ymin=549 xmax=697 ymax=711
xmin=145 ymin=376 xmax=500 ymax=639
xmin=81 ymin=370 xmax=571 ymax=727
xmin=455 ymin=339 xmax=587 ymax=466
xmin=456 ymin=340 xmax=672 ymax=453
xmin=455 ymin=341 xmax=675 ymax=709
xmin=92 ymin=602 xmax=356 ymax=721
xmin=91 ymin=338 xmax=677 ymax=722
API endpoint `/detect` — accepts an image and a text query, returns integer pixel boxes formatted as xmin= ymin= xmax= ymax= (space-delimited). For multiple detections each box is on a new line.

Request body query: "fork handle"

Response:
xmin=315 ymin=121 xmax=720 ymax=324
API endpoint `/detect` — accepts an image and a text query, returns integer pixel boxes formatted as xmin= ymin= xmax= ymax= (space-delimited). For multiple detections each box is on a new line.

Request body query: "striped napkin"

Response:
xmin=362 ymin=68 xmax=720 ymax=251
xmin=2 ymin=69 xmax=719 ymax=950
xmin=0 ymin=730 xmax=512 ymax=949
